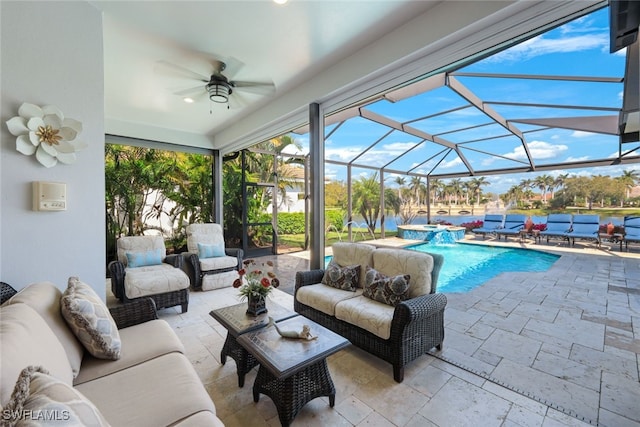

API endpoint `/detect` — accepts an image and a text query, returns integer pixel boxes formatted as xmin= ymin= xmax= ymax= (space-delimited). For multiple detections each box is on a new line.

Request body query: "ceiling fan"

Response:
xmin=156 ymin=58 xmax=275 ymax=109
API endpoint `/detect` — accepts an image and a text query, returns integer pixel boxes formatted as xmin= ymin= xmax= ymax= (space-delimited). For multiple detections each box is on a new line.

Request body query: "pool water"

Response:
xmin=324 ymin=243 xmax=559 ymax=293
xmin=407 ymin=243 xmax=559 ymax=293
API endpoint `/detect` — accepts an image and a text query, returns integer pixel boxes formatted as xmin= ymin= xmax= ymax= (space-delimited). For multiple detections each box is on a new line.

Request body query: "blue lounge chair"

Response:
xmin=496 ymin=214 xmax=527 ymax=241
xmin=566 ymin=214 xmax=600 ymax=247
xmin=539 ymin=214 xmax=572 ymax=244
xmin=473 ymin=214 xmax=504 ymax=239
xmin=622 ymin=216 xmax=640 ymax=251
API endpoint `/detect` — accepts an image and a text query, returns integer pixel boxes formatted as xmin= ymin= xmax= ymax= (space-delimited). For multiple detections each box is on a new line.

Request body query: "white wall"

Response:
xmin=0 ymin=1 xmax=105 ymax=296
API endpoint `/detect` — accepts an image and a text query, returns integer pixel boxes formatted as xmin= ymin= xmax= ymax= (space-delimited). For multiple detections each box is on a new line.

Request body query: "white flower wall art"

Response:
xmin=6 ymin=103 xmax=87 ymax=168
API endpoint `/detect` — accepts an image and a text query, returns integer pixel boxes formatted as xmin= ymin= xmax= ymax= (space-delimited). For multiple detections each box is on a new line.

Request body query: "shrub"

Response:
xmin=460 ymin=220 xmax=483 ymax=231
xmin=277 ymin=212 xmax=305 ymax=234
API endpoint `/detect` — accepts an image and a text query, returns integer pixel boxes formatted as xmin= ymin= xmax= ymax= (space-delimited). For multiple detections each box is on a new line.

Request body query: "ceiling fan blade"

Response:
xmin=228 ymin=91 xmax=251 ymax=110
xmin=232 ymin=81 xmax=276 ymax=96
xmin=155 ymin=60 xmax=209 ymax=82
xmin=173 ymin=85 xmax=206 ymax=96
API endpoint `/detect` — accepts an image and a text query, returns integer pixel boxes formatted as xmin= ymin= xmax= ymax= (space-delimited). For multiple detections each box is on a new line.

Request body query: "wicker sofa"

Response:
xmin=0 ymin=281 xmax=223 ymax=426
xmin=294 ymin=242 xmax=446 ymax=382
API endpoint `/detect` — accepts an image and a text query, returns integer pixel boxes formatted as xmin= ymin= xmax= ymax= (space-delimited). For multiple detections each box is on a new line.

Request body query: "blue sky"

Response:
xmin=285 ymin=7 xmax=639 ymax=195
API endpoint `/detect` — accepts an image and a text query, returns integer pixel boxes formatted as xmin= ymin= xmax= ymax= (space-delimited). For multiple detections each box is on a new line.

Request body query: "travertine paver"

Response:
xmin=438 ymin=243 xmax=640 ymax=427
xmin=419 ymin=377 xmax=512 ymax=427
xmin=108 ymin=240 xmax=640 ymax=426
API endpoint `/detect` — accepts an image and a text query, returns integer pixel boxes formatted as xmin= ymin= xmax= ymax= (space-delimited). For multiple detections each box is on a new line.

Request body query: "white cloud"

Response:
xmin=488 ymin=33 xmax=607 ymax=63
xmin=440 ymin=157 xmax=463 ymax=169
xmin=325 ymin=146 xmax=364 ymax=161
xmin=382 ymin=141 xmax=420 ymax=152
xmin=503 ymin=140 xmax=567 ymax=160
xmin=565 ymin=155 xmax=590 ymax=162
xmin=571 ymin=131 xmax=596 ymax=138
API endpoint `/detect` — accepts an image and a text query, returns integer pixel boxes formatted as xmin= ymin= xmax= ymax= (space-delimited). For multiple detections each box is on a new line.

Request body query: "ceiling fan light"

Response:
xmin=273 ymin=0 xmax=288 ymax=4
xmin=208 ymin=83 xmax=230 ymax=103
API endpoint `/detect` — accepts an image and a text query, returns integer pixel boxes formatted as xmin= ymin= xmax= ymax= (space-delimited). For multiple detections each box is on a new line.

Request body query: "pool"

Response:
xmin=325 ymin=243 xmax=559 ymax=293
xmin=407 ymin=242 xmax=559 ymax=293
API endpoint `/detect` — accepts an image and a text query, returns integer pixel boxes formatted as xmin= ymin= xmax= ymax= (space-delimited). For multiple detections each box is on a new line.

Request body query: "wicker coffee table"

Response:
xmin=237 ymin=316 xmax=350 ymax=427
xmin=209 ymin=301 xmax=296 ymax=387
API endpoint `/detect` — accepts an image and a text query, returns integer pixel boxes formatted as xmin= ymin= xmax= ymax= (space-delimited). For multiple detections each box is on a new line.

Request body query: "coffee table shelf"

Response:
xmin=237 ymin=316 xmax=349 ymax=427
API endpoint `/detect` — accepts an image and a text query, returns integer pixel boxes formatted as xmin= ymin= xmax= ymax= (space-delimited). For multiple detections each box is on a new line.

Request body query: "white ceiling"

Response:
xmin=91 ymin=0 xmax=607 ymax=154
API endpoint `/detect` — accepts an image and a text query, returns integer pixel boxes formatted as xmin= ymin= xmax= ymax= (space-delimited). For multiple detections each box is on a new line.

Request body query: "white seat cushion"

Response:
xmin=199 ymin=255 xmax=237 ymax=271
xmin=74 ymin=319 xmax=185 ymax=385
xmin=202 ymin=270 xmax=238 ymax=291
xmin=124 ymin=264 xmax=190 ymax=298
xmin=296 ymin=283 xmax=362 ymax=316
xmin=75 ymin=353 xmax=217 ymax=426
xmin=334 ymin=295 xmax=395 ymax=340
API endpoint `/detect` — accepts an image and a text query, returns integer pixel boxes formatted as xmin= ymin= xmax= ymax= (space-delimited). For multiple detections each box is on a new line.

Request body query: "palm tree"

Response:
xmin=619 ymin=169 xmax=640 ymax=200
xmin=409 ymin=176 xmax=422 ymax=205
xmin=352 ymin=173 xmax=381 ymax=236
xmin=533 ymin=174 xmax=553 ymax=204
xmin=449 ymin=179 xmax=463 ymax=205
xmin=429 ymin=178 xmax=442 ymax=204
xmin=468 ymin=177 xmax=489 ymax=205
xmin=394 ymin=176 xmax=406 ymax=201
xmin=551 ymin=173 xmax=569 ymax=199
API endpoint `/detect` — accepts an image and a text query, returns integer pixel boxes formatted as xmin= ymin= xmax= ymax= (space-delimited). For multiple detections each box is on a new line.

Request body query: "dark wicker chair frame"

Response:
xmin=108 ymin=254 xmax=189 ymax=313
xmin=294 ymin=252 xmax=446 ymax=383
xmin=109 ymin=297 xmax=159 ymax=329
xmin=1 ymin=282 xmax=18 ymax=304
xmin=183 ymin=248 xmax=243 ymax=291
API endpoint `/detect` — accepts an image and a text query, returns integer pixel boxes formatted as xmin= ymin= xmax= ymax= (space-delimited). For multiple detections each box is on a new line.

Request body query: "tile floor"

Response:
xmin=116 ymin=236 xmax=640 ymax=426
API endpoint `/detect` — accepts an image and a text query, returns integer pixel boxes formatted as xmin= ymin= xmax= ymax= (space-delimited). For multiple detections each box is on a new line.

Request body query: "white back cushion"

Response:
xmin=186 ymin=223 xmax=225 ymax=253
xmin=117 ymin=235 xmax=166 ymax=266
xmin=372 ymin=248 xmax=434 ymax=298
xmin=331 ymin=242 xmax=375 ymax=287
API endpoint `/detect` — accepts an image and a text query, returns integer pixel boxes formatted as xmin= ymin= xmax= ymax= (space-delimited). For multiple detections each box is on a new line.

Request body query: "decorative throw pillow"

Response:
xmin=125 ymin=249 xmax=162 ymax=268
xmin=197 ymin=242 xmax=226 ymax=259
xmin=363 ymin=267 xmax=411 ymax=306
xmin=321 ymin=259 xmax=360 ymax=291
xmin=61 ymin=277 xmax=121 ymax=360
xmin=3 ymin=366 xmax=110 ymax=426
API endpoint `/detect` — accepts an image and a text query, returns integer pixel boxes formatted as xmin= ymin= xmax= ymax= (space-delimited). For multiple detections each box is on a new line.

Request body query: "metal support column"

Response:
xmin=309 ymin=103 xmax=325 ymax=269
xmin=379 ymin=170 xmax=385 ymax=239
xmin=212 ymin=150 xmax=223 ymax=226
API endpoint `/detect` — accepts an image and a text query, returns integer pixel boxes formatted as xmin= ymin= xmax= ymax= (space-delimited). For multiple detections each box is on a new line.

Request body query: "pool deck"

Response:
xmin=145 ymin=235 xmax=640 ymax=426
xmin=250 ymin=235 xmax=640 ymax=426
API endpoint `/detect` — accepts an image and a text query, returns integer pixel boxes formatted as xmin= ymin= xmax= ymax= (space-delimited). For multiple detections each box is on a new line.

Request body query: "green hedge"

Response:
xmin=264 ymin=210 xmax=345 ymax=235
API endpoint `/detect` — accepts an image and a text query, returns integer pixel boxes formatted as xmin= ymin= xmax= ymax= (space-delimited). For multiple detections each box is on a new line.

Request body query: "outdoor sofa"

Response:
xmin=294 ymin=242 xmax=446 ymax=383
xmin=0 ymin=281 xmax=223 ymax=426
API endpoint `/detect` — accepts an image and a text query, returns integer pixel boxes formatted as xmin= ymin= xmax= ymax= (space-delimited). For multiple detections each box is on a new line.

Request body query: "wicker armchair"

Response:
xmin=182 ymin=223 xmax=243 ymax=291
xmin=294 ymin=244 xmax=446 ymax=382
xmin=108 ymin=235 xmax=190 ymax=313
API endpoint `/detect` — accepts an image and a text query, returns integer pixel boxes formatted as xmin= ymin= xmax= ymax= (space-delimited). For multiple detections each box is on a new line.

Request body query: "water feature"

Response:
xmin=396 ymin=224 xmax=465 ymax=243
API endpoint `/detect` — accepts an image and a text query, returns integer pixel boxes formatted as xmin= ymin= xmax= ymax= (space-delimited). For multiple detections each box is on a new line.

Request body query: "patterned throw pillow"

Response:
xmin=61 ymin=277 xmax=121 ymax=360
xmin=197 ymin=242 xmax=226 ymax=259
xmin=125 ymin=249 xmax=162 ymax=268
xmin=363 ymin=267 xmax=411 ymax=306
xmin=3 ymin=366 xmax=110 ymax=426
xmin=321 ymin=259 xmax=360 ymax=291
